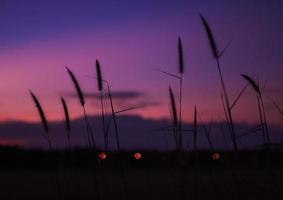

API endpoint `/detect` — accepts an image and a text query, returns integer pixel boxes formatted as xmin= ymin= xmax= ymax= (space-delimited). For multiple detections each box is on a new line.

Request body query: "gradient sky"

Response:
xmin=0 ymin=0 xmax=282 ymax=126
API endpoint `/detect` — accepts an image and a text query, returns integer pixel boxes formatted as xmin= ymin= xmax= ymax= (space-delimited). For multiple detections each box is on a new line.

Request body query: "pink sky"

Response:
xmin=0 ymin=0 xmax=282 ymax=128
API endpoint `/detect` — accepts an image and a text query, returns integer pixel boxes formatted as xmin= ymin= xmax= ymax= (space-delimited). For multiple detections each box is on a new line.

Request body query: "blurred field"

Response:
xmin=0 ymin=166 xmax=282 ymax=199
xmin=0 ymin=168 xmax=283 ymax=200
xmin=0 ymin=147 xmax=282 ymax=199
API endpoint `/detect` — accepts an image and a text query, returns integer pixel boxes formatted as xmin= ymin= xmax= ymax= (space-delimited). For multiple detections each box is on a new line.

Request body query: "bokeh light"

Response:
xmin=98 ymin=152 xmax=107 ymax=160
xmin=134 ymin=152 xmax=142 ymax=160
xmin=212 ymin=153 xmax=220 ymax=160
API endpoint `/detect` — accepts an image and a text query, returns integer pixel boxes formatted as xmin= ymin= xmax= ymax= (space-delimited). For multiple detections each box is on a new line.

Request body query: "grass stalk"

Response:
xmin=61 ymin=97 xmax=71 ymax=147
xmin=66 ymin=67 xmax=96 ymax=148
xmin=241 ymin=74 xmax=271 ymax=147
xmin=30 ymin=91 xmax=52 ymax=149
xmin=200 ymin=14 xmax=238 ymax=152
xmin=178 ymin=37 xmax=184 ymax=151
xmin=169 ymin=87 xmax=179 ymax=150
xmin=96 ymin=60 xmax=107 ymax=151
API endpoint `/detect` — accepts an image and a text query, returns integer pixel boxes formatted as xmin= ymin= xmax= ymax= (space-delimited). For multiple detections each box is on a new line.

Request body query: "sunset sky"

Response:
xmin=0 ymin=0 xmax=282 ymax=127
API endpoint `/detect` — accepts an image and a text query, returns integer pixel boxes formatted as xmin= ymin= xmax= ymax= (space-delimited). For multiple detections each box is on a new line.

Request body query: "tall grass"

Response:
xmin=66 ymin=67 xmax=102 ymax=200
xmin=30 ymin=91 xmax=64 ymax=198
xmin=178 ymin=37 xmax=184 ymax=151
xmin=241 ymin=74 xmax=270 ymax=146
xmin=30 ymin=91 xmax=52 ymax=149
xmin=66 ymin=67 xmax=96 ymax=148
xmin=158 ymin=37 xmax=186 ymax=151
xmin=96 ymin=60 xmax=107 ymax=151
xmin=106 ymin=82 xmax=121 ymax=151
xmin=200 ymin=14 xmax=238 ymax=152
xmin=87 ymin=74 xmax=129 ymax=199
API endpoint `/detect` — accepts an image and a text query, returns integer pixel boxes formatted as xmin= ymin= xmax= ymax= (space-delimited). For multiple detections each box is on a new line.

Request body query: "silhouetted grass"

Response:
xmin=169 ymin=87 xmax=179 ymax=150
xmin=200 ymin=14 xmax=238 ymax=152
xmin=178 ymin=37 xmax=184 ymax=151
xmin=96 ymin=59 xmax=107 ymax=151
xmin=61 ymin=97 xmax=71 ymax=147
xmin=66 ymin=67 xmax=96 ymax=148
xmin=241 ymin=74 xmax=271 ymax=146
xmin=30 ymin=91 xmax=51 ymax=149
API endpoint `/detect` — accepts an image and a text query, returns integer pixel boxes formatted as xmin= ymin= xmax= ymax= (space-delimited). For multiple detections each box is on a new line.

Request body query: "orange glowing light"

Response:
xmin=98 ymin=152 xmax=107 ymax=160
xmin=134 ymin=152 xmax=142 ymax=160
xmin=212 ymin=153 xmax=220 ymax=160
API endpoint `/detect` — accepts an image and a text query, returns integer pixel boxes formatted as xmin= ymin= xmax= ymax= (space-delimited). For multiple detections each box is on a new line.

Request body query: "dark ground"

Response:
xmin=0 ymin=147 xmax=282 ymax=200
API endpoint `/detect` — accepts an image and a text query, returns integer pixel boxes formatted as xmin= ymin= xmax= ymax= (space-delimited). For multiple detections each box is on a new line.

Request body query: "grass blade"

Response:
xmin=61 ymin=97 xmax=71 ymax=146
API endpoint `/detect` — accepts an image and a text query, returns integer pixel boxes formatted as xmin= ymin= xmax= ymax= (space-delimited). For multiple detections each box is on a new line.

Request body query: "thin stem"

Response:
xmin=198 ymin=114 xmax=214 ymax=151
xmin=179 ymin=74 xmax=183 ymax=150
xmin=230 ymin=84 xmax=248 ymax=110
xmin=106 ymin=83 xmax=129 ymax=200
xmin=100 ymin=92 xmax=107 ymax=151
xmin=259 ymin=95 xmax=270 ymax=145
xmin=216 ymin=59 xmax=238 ymax=152
xmin=83 ymin=106 xmax=96 ymax=149
xmin=193 ymin=105 xmax=197 ymax=151
xmin=257 ymin=95 xmax=266 ymax=145
xmin=107 ymin=83 xmax=120 ymax=151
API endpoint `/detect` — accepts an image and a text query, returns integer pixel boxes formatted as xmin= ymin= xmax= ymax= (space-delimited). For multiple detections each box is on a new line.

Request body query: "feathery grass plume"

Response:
xmin=200 ymin=14 xmax=238 ymax=152
xmin=157 ymin=37 xmax=185 ymax=150
xmin=85 ymin=75 xmax=122 ymax=151
xmin=96 ymin=60 xmax=103 ymax=91
xmin=30 ymin=91 xmax=51 ymax=149
xmin=241 ymin=74 xmax=266 ymax=143
xmin=96 ymin=59 xmax=107 ymax=150
xmin=66 ymin=67 xmax=100 ymax=199
xmin=241 ymin=74 xmax=270 ymax=146
xmin=178 ymin=37 xmax=184 ymax=74
xmin=86 ymin=74 xmax=129 ymax=199
xmin=200 ymin=14 xmax=219 ymax=58
xmin=66 ymin=66 xmax=96 ymax=147
xmin=241 ymin=74 xmax=260 ymax=94
xmin=61 ymin=97 xmax=71 ymax=146
xmin=66 ymin=67 xmax=85 ymax=106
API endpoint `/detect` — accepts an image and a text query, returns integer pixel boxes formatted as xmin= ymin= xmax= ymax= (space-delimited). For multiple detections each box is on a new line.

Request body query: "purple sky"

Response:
xmin=0 ymin=0 xmax=282 ymax=128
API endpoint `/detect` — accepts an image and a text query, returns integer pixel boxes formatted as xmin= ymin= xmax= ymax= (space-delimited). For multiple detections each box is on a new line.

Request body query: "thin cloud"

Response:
xmin=67 ymin=90 xmax=145 ymax=100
